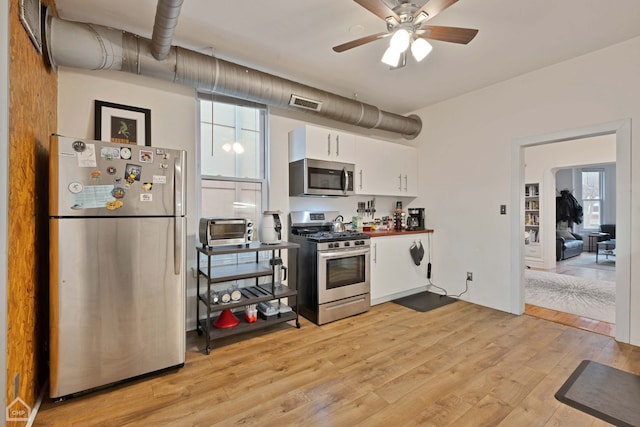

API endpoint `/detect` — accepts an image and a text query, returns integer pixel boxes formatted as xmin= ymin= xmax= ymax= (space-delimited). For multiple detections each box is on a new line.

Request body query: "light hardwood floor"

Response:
xmin=34 ymin=300 xmax=638 ymax=426
xmin=525 ymin=252 xmax=616 ymax=337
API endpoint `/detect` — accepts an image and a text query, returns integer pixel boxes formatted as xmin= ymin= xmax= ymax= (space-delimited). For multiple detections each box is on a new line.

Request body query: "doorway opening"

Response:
xmin=522 ymin=136 xmax=616 ymax=336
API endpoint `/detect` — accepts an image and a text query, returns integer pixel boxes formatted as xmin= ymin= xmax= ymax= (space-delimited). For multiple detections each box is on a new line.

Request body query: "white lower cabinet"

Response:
xmin=370 ymin=235 xmax=429 ymax=305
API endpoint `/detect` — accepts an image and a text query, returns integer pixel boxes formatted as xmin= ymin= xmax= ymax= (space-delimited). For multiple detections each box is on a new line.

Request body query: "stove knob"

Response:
xmin=344 ymin=241 xmax=350 ymax=247
xmin=329 ymin=243 xmax=336 ymax=248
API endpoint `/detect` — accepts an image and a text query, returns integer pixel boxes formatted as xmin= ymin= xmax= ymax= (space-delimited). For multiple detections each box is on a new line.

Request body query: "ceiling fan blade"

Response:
xmin=333 ymin=32 xmax=390 ymax=53
xmin=413 ymin=0 xmax=459 ymax=24
xmin=353 ymin=0 xmax=400 ymax=22
xmin=417 ymin=26 xmax=478 ymax=44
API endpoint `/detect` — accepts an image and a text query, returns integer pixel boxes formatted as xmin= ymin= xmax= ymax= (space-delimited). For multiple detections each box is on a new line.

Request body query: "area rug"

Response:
xmin=555 ymin=360 xmax=640 ymax=427
xmin=566 ymin=253 xmax=615 ymax=271
xmin=392 ymin=291 xmax=458 ymax=312
xmin=524 ymin=269 xmax=615 ymax=323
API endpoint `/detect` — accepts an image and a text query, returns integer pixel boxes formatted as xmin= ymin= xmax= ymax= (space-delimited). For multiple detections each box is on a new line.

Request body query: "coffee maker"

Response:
xmin=407 ymin=208 xmax=425 ymax=230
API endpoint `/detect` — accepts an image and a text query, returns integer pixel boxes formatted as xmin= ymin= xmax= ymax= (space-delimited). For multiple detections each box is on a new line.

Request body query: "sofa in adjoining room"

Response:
xmin=556 ymin=229 xmax=584 ymax=261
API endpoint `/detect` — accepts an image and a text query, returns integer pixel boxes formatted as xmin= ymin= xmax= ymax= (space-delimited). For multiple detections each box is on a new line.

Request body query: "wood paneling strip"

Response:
xmin=7 ymin=0 xmax=57 ymax=420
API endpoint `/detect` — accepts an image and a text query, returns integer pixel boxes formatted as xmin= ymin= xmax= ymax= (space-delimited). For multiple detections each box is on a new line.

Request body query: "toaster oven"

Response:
xmin=199 ymin=217 xmax=253 ymax=247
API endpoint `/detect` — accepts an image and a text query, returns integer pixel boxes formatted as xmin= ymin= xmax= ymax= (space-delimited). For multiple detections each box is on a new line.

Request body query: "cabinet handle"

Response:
xmin=373 ymin=243 xmax=377 ymax=264
xmin=398 ymin=174 xmax=402 ymax=190
xmin=404 ymin=174 xmax=408 ymax=191
xmin=359 ymin=169 xmax=363 ymax=190
xmin=336 ymin=135 xmax=340 ymax=156
xmin=327 ymin=134 xmax=331 ymax=156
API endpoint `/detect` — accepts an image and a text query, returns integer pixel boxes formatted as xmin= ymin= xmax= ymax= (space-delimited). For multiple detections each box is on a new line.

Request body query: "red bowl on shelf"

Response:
xmin=213 ymin=309 xmax=240 ymax=328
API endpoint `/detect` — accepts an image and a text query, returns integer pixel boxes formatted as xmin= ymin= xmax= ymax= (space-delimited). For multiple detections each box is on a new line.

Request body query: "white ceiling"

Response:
xmin=54 ymin=0 xmax=640 ymax=114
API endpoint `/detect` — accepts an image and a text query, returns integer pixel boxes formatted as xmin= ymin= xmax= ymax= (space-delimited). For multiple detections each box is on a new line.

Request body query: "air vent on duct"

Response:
xmin=289 ymin=94 xmax=323 ymax=112
xmin=19 ymin=0 xmax=42 ymax=54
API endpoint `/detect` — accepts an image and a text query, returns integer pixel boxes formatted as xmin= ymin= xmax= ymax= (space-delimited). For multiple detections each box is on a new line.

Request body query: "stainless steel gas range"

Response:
xmin=289 ymin=211 xmax=371 ymax=325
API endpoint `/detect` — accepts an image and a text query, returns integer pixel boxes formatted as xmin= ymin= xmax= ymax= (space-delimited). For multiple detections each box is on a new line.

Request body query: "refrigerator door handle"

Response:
xmin=174 ymin=218 xmax=182 ymax=275
xmin=174 ymin=156 xmax=185 ymax=216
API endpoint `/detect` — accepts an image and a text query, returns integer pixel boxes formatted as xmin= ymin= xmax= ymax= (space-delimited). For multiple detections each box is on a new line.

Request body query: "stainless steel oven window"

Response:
xmin=317 ymin=248 xmax=370 ymax=304
xmin=326 ymin=254 xmax=366 ymax=289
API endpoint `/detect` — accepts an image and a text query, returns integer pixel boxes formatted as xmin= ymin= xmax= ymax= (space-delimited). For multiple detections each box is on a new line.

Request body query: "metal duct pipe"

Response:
xmin=150 ymin=0 xmax=184 ymax=61
xmin=44 ymin=12 xmax=422 ymax=138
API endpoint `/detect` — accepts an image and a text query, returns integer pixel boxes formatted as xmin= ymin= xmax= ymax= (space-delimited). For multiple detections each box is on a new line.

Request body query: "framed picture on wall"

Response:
xmin=94 ymin=100 xmax=151 ymax=146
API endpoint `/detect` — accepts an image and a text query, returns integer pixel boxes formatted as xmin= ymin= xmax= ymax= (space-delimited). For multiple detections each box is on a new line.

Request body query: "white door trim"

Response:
xmin=510 ymin=119 xmax=632 ymax=343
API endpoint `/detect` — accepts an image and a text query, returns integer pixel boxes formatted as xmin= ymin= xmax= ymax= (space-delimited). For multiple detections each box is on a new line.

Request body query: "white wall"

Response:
xmin=524 ymin=135 xmax=616 ymax=268
xmin=410 ymin=35 xmax=640 ymax=345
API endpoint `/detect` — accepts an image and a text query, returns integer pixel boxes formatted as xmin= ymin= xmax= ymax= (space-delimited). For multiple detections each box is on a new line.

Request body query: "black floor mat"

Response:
xmin=392 ymin=291 xmax=458 ymax=312
xmin=555 ymin=360 xmax=640 ymax=427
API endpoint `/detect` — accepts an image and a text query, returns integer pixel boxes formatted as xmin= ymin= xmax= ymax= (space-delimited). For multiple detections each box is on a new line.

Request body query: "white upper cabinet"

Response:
xmin=355 ymin=136 xmax=418 ymax=197
xmin=396 ymin=144 xmax=418 ymax=197
xmin=289 ymin=125 xmax=356 ymax=163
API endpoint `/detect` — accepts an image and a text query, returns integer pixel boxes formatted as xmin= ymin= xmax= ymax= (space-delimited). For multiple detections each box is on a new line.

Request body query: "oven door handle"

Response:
xmin=319 ymin=248 xmax=370 ymax=259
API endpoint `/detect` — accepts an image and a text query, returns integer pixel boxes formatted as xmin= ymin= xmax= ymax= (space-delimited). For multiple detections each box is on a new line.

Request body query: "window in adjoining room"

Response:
xmin=581 ymin=168 xmax=604 ymax=231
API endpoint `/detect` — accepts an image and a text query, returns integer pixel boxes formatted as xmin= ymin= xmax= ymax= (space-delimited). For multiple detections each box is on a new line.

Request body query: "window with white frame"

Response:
xmin=198 ymin=94 xmax=267 ymax=224
xmin=581 ymin=168 xmax=604 ymax=230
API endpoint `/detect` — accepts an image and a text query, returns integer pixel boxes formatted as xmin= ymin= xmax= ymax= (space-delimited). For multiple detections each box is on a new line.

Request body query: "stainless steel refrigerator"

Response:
xmin=49 ymin=135 xmax=186 ymax=398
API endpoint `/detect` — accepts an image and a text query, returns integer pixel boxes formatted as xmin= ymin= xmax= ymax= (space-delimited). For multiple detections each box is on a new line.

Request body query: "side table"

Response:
xmin=588 ymin=232 xmax=610 ymax=252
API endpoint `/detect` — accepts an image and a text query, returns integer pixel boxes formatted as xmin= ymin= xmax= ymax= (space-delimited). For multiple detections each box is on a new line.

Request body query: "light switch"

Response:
xmin=500 ymin=205 xmax=507 ymax=215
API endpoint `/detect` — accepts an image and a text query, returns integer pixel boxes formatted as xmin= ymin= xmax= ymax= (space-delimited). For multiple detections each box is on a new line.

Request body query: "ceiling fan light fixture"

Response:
xmin=415 ymin=11 xmax=429 ymax=25
xmin=389 ymin=28 xmax=410 ymax=52
xmin=410 ymin=38 xmax=432 ymax=62
xmin=381 ymin=46 xmax=401 ymax=67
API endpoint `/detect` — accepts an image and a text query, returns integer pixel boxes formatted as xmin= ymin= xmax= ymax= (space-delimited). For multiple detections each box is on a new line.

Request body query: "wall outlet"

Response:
xmin=467 ymin=272 xmax=473 ymax=281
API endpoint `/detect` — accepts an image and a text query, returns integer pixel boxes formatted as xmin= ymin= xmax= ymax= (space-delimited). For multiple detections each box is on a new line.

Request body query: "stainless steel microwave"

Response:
xmin=289 ymin=158 xmax=355 ymax=197
xmin=199 ymin=217 xmax=253 ymax=247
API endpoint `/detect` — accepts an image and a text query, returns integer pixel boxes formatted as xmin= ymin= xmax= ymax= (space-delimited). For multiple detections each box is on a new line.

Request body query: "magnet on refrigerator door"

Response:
xmin=68 ymin=182 xmax=83 ymax=194
xmin=111 ymin=187 xmax=125 ymax=199
xmin=101 ymin=147 xmax=121 ymax=160
xmin=105 ymin=200 xmax=123 ymax=210
xmin=124 ymin=164 xmax=142 ymax=183
xmin=120 ymin=147 xmax=132 ymax=160
xmin=139 ymin=150 xmax=153 ymax=163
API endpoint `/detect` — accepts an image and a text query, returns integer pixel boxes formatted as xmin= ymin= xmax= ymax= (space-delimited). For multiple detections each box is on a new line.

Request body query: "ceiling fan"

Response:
xmin=333 ymin=0 xmax=478 ymax=68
